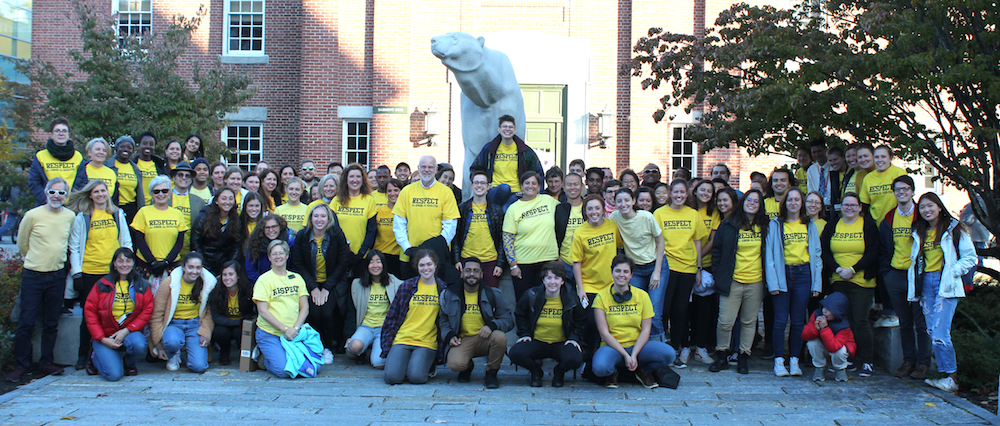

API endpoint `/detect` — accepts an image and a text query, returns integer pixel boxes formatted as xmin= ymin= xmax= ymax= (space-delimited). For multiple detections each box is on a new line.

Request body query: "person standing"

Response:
xmin=167 ymin=162 xmax=206 ymax=259
xmin=392 ymin=156 xmax=460 ymax=279
xmin=555 ymin=173 xmax=586 ymax=282
xmin=6 ymin=178 xmax=76 ymax=382
xmin=470 ymin=115 xmax=545 ymax=195
xmin=806 ymin=138 xmax=830 ymax=206
xmin=452 ymin=170 xmax=506 ymax=288
xmin=189 ymin=158 xmax=214 ymax=202
xmin=27 ymin=118 xmax=87 ymax=207
xmin=132 ymin=131 xmax=169 ymax=204
xmin=504 ymin=172 xmax=562 ymax=301
xmin=610 ymin=188 xmax=665 ymax=341
xmin=860 ymin=145 xmax=907 ymax=222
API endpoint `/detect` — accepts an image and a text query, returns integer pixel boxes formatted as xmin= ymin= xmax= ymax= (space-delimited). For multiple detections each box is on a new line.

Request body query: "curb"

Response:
xmin=897 ymin=376 xmax=1000 ymax=425
xmin=0 ymin=370 xmax=66 ymax=405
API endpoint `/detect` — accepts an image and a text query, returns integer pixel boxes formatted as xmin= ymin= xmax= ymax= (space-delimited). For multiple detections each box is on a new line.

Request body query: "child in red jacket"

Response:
xmin=802 ymin=292 xmax=856 ymax=382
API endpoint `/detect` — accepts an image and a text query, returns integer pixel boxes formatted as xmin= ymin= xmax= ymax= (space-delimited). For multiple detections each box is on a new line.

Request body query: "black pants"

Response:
xmin=832 ymin=281 xmax=875 ymax=363
xmin=662 ymin=271 xmax=695 ymax=351
xmin=121 ymin=202 xmax=139 ymax=225
xmin=14 ymin=269 xmax=66 ymax=368
xmin=76 ymin=273 xmax=104 ymax=358
xmin=307 ymin=285 xmax=344 ymax=348
xmin=508 ymin=340 xmax=583 ymax=371
xmin=211 ymin=324 xmax=241 ymax=357
xmin=384 ymin=254 xmax=402 ymax=279
xmin=687 ymin=293 xmax=718 ymax=349
xmin=512 ymin=261 xmax=547 ymax=302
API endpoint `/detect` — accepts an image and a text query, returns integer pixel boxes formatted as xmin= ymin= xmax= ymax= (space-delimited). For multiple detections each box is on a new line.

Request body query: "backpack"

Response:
xmin=951 ymin=229 xmax=976 ymax=292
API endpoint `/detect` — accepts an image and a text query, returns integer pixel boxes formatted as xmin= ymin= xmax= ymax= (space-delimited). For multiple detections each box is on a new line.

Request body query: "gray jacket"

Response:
xmin=764 ymin=217 xmax=822 ymax=293
xmin=438 ymin=282 xmax=514 ymax=354
xmin=69 ymin=209 xmax=133 ymax=277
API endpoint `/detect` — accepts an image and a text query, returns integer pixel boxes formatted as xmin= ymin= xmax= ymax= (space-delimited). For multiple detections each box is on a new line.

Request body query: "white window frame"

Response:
xmin=224 ymin=0 xmax=265 ymax=56
xmin=670 ymin=125 xmax=697 ymax=178
xmin=342 ymin=119 xmax=371 ymax=169
xmin=112 ymin=0 xmax=152 ymax=47
xmin=223 ymin=123 xmax=263 ymax=171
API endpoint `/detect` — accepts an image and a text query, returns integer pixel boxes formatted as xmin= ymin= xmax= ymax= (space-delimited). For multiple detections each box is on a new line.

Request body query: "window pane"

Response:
xmin=673 ymin=127 xmax=683 ymax=140
xmin=672 ymin=143 xmax=682 ymax=155
xmin=358 ymin=122 xmax=368 ymax=134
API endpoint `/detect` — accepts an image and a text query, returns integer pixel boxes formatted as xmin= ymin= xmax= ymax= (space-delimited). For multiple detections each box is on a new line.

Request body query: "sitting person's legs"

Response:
xmin=255 ymin=328 xmax=290 ymax=378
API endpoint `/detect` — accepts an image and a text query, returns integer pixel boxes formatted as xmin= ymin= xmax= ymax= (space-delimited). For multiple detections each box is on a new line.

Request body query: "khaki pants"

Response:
xmin=716 ymin=280 xmax=764 ymax=355
xmin=446 ymin=330 xmax=508 ymax=371
xmin=807 ymin=339 xmax=849 ymax=369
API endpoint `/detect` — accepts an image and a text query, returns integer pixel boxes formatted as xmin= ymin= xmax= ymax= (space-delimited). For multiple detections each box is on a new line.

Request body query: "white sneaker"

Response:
xmin=788 ymin=357 xmax=802 ymax=376
xmin=678 ymin=347 xmax=691 ymax=365
xmin=166 ymin=353 xmax=182 ymax=371
xmin=322 ymin=348 xmax=335 ymax=365
xmin=773 ymin=357 xmax=789 ymax=377
xmin=925 ymin=377 xmax=958 ymax=392
xmin=694 ymin=347 xmax=713 ymax=365
xmin=873 ymin=315 xmax=900 ymax=328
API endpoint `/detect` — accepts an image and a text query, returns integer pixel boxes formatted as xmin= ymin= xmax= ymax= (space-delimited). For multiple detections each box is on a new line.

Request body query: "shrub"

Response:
xmin=953 ymin=281 xmax=1000 ymax=390
xmin=0 ymin=250 xmax=21 ymax=369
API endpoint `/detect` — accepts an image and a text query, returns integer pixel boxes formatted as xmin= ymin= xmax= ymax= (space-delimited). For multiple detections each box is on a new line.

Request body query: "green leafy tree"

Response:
xmin=624 ymin=0 xmax=999 ymax=278
xmin=18 ymin=0 xmax=256 ymax=160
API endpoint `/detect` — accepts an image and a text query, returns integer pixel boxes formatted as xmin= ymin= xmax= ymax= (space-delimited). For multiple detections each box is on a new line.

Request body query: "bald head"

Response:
xmin=418 ymin=155 xmax=437 ymax=185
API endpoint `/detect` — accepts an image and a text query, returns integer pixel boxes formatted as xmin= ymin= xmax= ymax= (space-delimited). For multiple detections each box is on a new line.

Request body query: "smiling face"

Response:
xmin=471 ymin=173 xmax=489 ymax=197
xmin=438 ymin=170 xmax=455 ymax=187
xmin=347 ymin=169 xmax=364 ymax=193
xmin=301 ymin=162 xmax=315 ymax=181
xmin=620 ymin=174 xmax=638 ymax=192
xmin=418 ymin=157 xmax=436 ymax=184
xmin=185 ymin=137 xmax=201 ymax=157
xmin=45 ymin=181 xmax=67 ymax=209
xmin=417 ymin=255 xmax=436 ymax=281
xmin=376 ymin=168 xmax=391 ymax=191
xmin=636 ymin=191 xmax=653 ymax=212
xmin=88 ymin=141 xmax=108 ymax=163
xmin=322 ymin=178 xmax=337 ymax=199
xmin=245 ymin=199 xmax=262 ymax=220
xmin=546 ymin=175 xmax=563 ymax=195
xmin=612 ymin=262 xmax=632 ymax=287
xmin=114 ymin=253 xmax=134 ymax=276
xmin=797 ymin=148 xmax=811 ymax=167
xmin=841 ymin=196 xmax=861 ymax=220
xmin=243 ymin=175 xmax=260 ymax=193
xmin=368 ymin=255 xmax=384 ymax=277
xmin=285 ymin=181 xmax=303 ymax=202
xmin=268 ymin=245 xmax=288 ymax=268
xmin=845 ymin=148 xmax=858 ymax=169
xmin=386 ymin=182 xmax=401 ymax=204
xmin=670 ymin=182 xmax=687 ymax=207
xmin=138 ymin=136 xmax=155 ymax=160
xmin=212 ymin=165 xmax=227 ymax=187
xmin=51 ymin=123 xmax=70 ymax=144
xmin=603 ymin=185 xmax=620 ymax=203
xmin=564 ymin=174 xmax=582 ymax=200
xmin=194 ymin=163 xmax=209 ymax=184
xmin=743 ymin=192 xmax=761 ymax=215
xmin=543 ymin=270 xmax=563 ymax=294
xmin=893 ymin=180 xmax=913 ymax=205
xmin=262 ymin=172 xmax=278 ymax=193
xmin=226 ymin=172 xmax=243 ymax=192
xmin=918 ymin=197 xmax=941 ymax=224
xmin=89 ymin=183 xmax=109 ymax=207
xmin=695 ymin=182 xmax=713 ymax=205
xmin=873 ymin=147 xmax=892 ymax=172
xmin=585 ymin=198 xmax=604 ymax=224
xmin=165 ymin=141 xmax=182 ymax=162
xmin=310 ymin=206 xmax=329 ymax=230
xmin=716 ymin=192 xmax=734 ymax=216
xmin=281 ymin=167 xmax=297 ymax=184
xmin=221 ymin=265 xmax=238 ymax=288
xmin=395 ymin=166 xmax=410 ymax=182
xmin=115 ymin=140 xmax=133 ymax=163
xmin=615 ymin=191 xmax=634 ymax=215
xmin=805 ymin=192 xmax=823 ymax=217
xmin=498 ymin=120 xmax=516 ymax=139
xmin=172 ymin=170 xmax=191 ymax=191
xmin=654 ymin=185 xmax=669 ymax=206
xmin=856 ymin=148 xmax=873 ymax=169
xmin=770 ymin=171 xmax=790 ymax=196
xmin=151 ymin=183 xmax=171 ymax=205
xmin=263 ymin=218 xmax=281 ymax=240
xmin=182 ymin=257 xmax=203 ymax=283
xmin=367 ymin=170 xmax=377 ymax=188
xmin=521 ymin=175 xmax=540 ymax=197
xmin=461 ymin=261 xmax=482 ymax=287
xmin=216 ymin=190 xmax=235 ymax=213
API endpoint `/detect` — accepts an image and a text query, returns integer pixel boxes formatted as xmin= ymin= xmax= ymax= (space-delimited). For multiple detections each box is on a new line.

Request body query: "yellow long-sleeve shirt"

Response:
xmin=17 ymin=205 xmax=75 ymax=272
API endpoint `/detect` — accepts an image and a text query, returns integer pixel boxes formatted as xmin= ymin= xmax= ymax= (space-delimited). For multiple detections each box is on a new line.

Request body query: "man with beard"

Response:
xmin=439 ymin=257 xmax=514 ymax=388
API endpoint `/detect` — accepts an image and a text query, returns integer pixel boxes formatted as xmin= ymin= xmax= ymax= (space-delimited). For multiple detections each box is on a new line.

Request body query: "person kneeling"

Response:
xmin=592 ymin=255 xmax=677 ymax=389
xmin=803 ymin=292 xmax=856 ymax=382
xmin=440 ymin=257 xmax=515 ymax=388
xmin=381 ymin=250 xmax=446 ymax=385
xmin=509 ymin=261 xmax=586 ymax=387
xmin=149 ymin=252 xmax=216 ymax=373
xmin=348 ymin=250 xmax=402 ymax=368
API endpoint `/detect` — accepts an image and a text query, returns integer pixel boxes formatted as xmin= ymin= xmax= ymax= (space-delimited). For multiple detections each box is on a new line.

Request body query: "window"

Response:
xmin=225 ymin=0 xmax=264 ymax=55
xmin=0 ymin=0 xmax=32 ymax=60
xmin=671 ymin=126 xmax=696 ymax=176
xmin=113 ymin=0 xmax=152 ymax=47
xmin=343 ymin=120 xmax=370 ymax=168
xmin=224 ymin=124 xmax=262 ymax=170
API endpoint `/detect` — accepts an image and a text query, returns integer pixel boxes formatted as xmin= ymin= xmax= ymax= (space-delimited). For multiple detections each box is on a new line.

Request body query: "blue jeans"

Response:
xmin=884 ymin=268 xmax=930 ymax=366
xmin=14 ymin=269 xmax=66 ymax=368
xmin=348 ymin=325 xmax=385 ymax=368
xmin=383 ymin=344 xmax=436 ymax=385
xmin=920 ymin=271 xmax=958 ymax=374
xmin=256 ymin=328 xmax=300 ymax=378
xmin=163 ymin=318 xmax=209 ymax=373
xmin=92 ymin=332 xmax=147 ymax=381
xmin=772 ymin=264 xmax=812 ymax=359
xmin=562 ymin=260 xmax=576 ymax=286
xmin=632 ymin=259 xmax=666 ymax=338
xmin=592 ymin=341 xmax=676 ymax=377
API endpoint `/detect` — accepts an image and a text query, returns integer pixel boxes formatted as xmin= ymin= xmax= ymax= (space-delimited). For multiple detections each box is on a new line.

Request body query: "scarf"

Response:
xmin=47 ymin=138 xmax=77 ymax=161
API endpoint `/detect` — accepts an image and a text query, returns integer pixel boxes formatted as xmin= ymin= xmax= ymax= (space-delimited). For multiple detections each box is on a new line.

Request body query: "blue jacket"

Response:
xmin=279 ymin=324 xmax=324 ymax=378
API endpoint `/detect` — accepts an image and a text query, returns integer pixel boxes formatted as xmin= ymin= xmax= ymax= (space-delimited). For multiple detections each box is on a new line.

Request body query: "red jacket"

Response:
xmin=801 ymin=312 xmax=857 ymax=357
xmin=84 ymin=276 xmax=156 ymax=341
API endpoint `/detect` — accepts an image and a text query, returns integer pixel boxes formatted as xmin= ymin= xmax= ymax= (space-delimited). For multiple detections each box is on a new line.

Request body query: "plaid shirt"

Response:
xmin=380 ymin=275 xmax=447 ymax=357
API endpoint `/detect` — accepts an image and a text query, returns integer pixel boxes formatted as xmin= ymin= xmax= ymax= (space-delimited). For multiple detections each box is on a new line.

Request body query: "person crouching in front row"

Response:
xmin=803 ymin=292 xmax=856 ymax=382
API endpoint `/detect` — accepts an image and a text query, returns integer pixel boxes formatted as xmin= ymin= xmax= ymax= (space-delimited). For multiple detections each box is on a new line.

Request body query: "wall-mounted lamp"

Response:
xmin=424 ymin=104 xmax=439 ymax=146
xmin=597 ymin=106 xmax=612 ymax=149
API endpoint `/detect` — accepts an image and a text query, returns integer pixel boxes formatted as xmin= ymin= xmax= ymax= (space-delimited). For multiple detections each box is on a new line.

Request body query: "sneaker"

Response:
xmin=458 ymin=361 xmax=474 ymax=383
xmin=428 ymin=364 xmax=437 ymax=378
xmin=773 ymin=357 xmax=789 ymax=377
xmin=634 ymin=367 xmax=659 ymax=389
xmin=322 ymin=348 xmax=335 ymax=365
xmin=893 ymin=361 xmax=915 ymax=378
xmin=166 ymin=353 xmax=182 ymax=371
xmin=835 ymin=368 xmax=848 ymax=381
xmin=604 ymin=371 xmax=619 ymax=389
xmin=873 ymin=315 xmax=900 ymax=328
xmin=673 ymin=357 xmax=687 ymax=369
xmin=812 ymin=367 xmax=826 ymax=381
xmin=678 ymin=347 xmax=691 ymax=365
xmin=5 ymin=365 xmax=27 ymax=383
xmin=727 ymin=352 xmax=739 ymax=365
xmin=859 ymin=362 xmax=874 ymax=377
xmin=694 ymin=347 xmax=713 ymax=365
xmin=788 ymin=357 xmax=802 ymax=376
xmin=910 ymin=364 xmax=929 ymax=380
xmin=925 ymin=376 xmax=958 ymax=392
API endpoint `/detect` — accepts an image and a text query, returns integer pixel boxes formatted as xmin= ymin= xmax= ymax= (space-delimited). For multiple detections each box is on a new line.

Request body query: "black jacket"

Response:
xmin=820 ymin=214 xmax=880 ymax=289
xmin=711 ymin=217 xmax=768 ymax=297
xmin=514 ymin=284 xmax=585 ymax=341
xmin=452 ymin=196 xmax=506 ymax=269
xmin=291 ymin=221 xmax=352 ymax=309
xmin=191 ymin=207 xmax=240 ymax=274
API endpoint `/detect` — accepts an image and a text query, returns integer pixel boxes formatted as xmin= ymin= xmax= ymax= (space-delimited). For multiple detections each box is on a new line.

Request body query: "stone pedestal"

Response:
xmin=30 ymin=310 xmax=81 ymax=366
xmin=873 ymin=326 xmax=903 ymax=374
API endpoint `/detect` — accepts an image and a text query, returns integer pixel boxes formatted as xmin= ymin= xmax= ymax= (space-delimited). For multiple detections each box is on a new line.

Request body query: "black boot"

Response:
xmin=484 ymin=369 xmax=500 ymax=389
xmin=75 ymin=355 xmax=87 ymax=370
xmin=709 ymin=350 xmax=728 ymax=372
xmin=737 ymin=352 xmax=749 ymax=374
xmin=551 ymin=366 xmax=565 ymax=387
xmin=529 ymin=368 xmax=543 ymax=387
xmin=458 ymin=360 xmax=474 ymax=383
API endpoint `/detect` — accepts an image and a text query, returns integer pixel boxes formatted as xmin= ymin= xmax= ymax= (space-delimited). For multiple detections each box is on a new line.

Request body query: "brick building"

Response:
xmin=29 ymin=0 xmax=967 ymax=210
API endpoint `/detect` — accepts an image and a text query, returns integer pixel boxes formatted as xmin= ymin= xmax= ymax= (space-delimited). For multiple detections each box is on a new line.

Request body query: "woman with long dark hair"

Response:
xmin=182 ymin=134 xmax=204 ymax=162
xmin=381 ymin=249 xmax=446 ymax=385
xmin=149 ymin=252 xmax=217 ymax=373
xmin=334 ymin=163 xmax=378 ymax=266
xmin=245 ymin=215 xmax=294 ymax=282
xmin=348 ymin=250 xmax=402 ymax=368
xmin=208 ymin=261 xmax=255 ymax=365
xmin=685 ymin=179 xmax=721 ymax=366
xmin=191 ymin=187 xmax=241 ymax=275
xmin=239 ymin=192 xmax=265 ymax=255
xmin=259 ymin=168 xmax=284 ymax=213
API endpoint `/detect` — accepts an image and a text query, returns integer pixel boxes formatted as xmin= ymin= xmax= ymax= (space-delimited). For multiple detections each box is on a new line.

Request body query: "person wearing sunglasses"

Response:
xmin=299 ymin=160 xmax=318 ymax=195
xmin=130 ymin=176 xmax=189 ymax=281
xmin=7 ymin=178 xmax=76 ymax=383
xmin=27 ymin=117 xmax=87 ymax=207
xmin=166 ymin=162 xmax=206 ymax=259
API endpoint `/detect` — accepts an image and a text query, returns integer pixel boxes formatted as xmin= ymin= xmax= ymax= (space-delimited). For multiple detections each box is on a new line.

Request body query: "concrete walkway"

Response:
xmin=0 ymin=355 xmax=995 ymax=425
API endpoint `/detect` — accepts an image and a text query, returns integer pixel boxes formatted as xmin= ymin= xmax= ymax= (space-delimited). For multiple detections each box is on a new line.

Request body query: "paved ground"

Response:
xmin=0 ymin=355 xmax=996 ymax=426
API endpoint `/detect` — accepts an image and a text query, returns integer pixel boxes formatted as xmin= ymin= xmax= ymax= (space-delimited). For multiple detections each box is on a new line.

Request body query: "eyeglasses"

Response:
xmin=47 ymin=190 xmax=66 ymax=195
xmin=301 ymin=166 xmax=315 ymax=171
xmin=643 ymin=169 xmax=659 ymax=174
xmin=842 ymin=203 xmax=860 ymax=209
xmin=53 ymin=129 xmax=69 ymax=133
xmin=893 ymin=187 xmax=912 ymax=193
xmin=152 ymin=188 xmax=171 ymax=195
xmin=264 ymin=224 xmax=281 ymax=230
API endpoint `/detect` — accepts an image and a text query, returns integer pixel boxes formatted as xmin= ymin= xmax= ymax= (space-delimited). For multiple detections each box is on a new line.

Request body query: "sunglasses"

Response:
xmin=302 ymin=167 xmax=315 ymax=171
xmin=47 ymin=190 xmax=67 ymax=195
xmin=152 ymin=188 xmax=171 ymax=195
xmin=174 ymin=173 xmax=191 ymax=179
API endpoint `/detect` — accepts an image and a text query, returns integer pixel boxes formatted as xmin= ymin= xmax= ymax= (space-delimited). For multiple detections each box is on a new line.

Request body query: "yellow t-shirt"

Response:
xmin=889 ymin=209 xmax=915 ymax=270
xmin=36 ymin=149 xmax=83 ymax=183
xmin=136 ymin=160 xmax=159 ymax=205
xmin=115 ymin=160 xmax=138 ymax=205
xmin=829 ymin=219 xmax=873 ymax=288
xmin=374 ymin=205 xmax=400 ymax=255
xmin=764 ymin=197 xmax=781 ymax=220
xmin=560 ymin=204 xmax=584 ymax=263
xmin=373 ymin=191 xmax=388 ymax=209
xmin=173 ymin=280 xmax=199 ymax=320
xmin=922 ymin=229 xmax=943 ymax=272
xmin=459 ymin=291 xmax=485 ymax=337
xmin=593 ymin=286 xmax=653 ymax=348
xmin=252 ymin=270 xmax=309 ymax=336
xmin=112 ymin=279 xmax=135 ymax=320
xmin=362 ymin=282 xmax=390 ymax=328
xmin=226 ymin=292 xmax=242 ymax=320
xmin=274 ymin=202 xmax=308 ymax=233
xmin=860 ymin=165 xmax=906 ymax=222
xmin=795 ymin=167 xmax=809 ymax=194
xmin=814 ymin=218 xmax=827 ymax=234
xmin=608 ymin=210 xmax=661 ymax=265
xmin=570 ymin=220 xmax=622 ymax=294
xmin=653 ymin=205 xmax=708 ymax=273
xmin=246 ymin=221 xmax=256 ymax=239
xmin=733 ymin=225 xmax=763 ymax=283
xmin=85 ymin=163 xmax=117 ymax=191
xmin=698 ymin=207 xmax=721 ymax=268
xmin=82 ymin=210 xmax=121 ymax=275
xmin=783 ymin=219 xmax=809 ymax=265
xmin=502 ymin=195 xmax=560 ymax=264
xmin=534 ymin=296 xmax=565 ymax=344
xmin=843 ymin=172 xmax=858 ymax=196
xmin=393 ymin=281 xmax=440 ymax=350
xmin=171 ymin=193 xmax=192 ymax=257
xmin=130 ymin=206 xmax=188 ymax=263
xmin=461 ymin=203 xmax=498 ymax=262
xmin=314 ymin=235 xmax=327 ymax=284
xmin=492 ymin=142 xmax=521 ymax=192
xmin=190 ymin=186 xmax=212 ymax=203
xmin=392 ymin=182 xmax=460 ymax=262
xmin=331 ymin=194 xmax=377 ymax=254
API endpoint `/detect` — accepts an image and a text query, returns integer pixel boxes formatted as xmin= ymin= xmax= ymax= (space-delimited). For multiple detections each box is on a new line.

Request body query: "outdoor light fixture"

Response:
xmin=597 ymin=106 xmax=612 ymax=149
xmin=424 ymin=104 xmax=439 ymax=146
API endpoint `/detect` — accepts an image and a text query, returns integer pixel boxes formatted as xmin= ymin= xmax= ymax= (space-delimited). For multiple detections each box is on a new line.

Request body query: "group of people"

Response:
xmin=6 ymin=117 xmax=980 ymax=393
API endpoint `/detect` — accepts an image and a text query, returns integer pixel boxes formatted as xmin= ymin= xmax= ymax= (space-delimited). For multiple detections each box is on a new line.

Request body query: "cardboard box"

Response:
xmin=239 ymin=319 xmax=258 ymax=372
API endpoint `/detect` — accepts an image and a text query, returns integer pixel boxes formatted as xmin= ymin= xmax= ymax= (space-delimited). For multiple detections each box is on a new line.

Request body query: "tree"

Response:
xmin=624 ymin=0 xmax=999 ymax=278
xmin=18 ymin=0 xmax=256 ymax=159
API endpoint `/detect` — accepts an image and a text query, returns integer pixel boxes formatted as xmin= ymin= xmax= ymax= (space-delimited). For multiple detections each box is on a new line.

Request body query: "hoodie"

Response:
xmin=801 ymin=292 xmax=856 ymax=356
